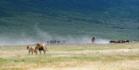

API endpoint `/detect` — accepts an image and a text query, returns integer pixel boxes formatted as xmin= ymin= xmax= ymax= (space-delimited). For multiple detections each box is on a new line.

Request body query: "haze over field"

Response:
xmin=0 ymin=0 xmax=139 ymax=45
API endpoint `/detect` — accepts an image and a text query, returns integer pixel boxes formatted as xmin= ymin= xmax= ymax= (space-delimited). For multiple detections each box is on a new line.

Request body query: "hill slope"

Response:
xmin=0 ymin=0 xmax=139 ymax=44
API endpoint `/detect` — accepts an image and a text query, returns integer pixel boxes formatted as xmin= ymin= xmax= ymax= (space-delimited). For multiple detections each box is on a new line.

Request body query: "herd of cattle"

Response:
xmin=26 ymin=37 xmax=132 ymax=55
xmin=27 ymin=43 xmax=47 ymax=55
xmin=46 ymin=40 xmax=66 ymax=44
xmin=91 ymin=37 xmax=130 ymax=44
xmin=45 ymin=37 xmax=131 ymax=44
xmin=109 ymin=40 xmax=130 ymax=43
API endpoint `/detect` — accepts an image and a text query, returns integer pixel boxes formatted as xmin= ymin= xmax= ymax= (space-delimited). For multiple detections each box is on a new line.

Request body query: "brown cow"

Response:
xmin=26 ymin=46 xmax=37 ymax=55
xmin=35 ymin=43 xmax=48 ymax=54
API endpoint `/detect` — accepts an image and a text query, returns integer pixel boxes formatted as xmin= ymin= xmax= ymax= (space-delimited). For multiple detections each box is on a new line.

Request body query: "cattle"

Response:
xmin=110 ymin=40 xmax=130 ymax=44
xmin=26 ymin=46 xmax=37 ymax=55
xmin=35 ymin=43 xmax=48 ymax=54
xmin=47 ymin=40 xmax=66 ymax=44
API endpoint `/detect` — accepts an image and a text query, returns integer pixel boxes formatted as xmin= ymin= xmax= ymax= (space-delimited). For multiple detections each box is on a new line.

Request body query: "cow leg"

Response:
xmin=39 ymin=51 xmax=41 ymax=54
xmin=28 ymin=51 xmax=30 ymax=54
xmin=35 ymin=51 xmax=38 ymax=55
xmin=32 ymin=51 xmax=33 ymax=55
xmin=43 ymin=50 xmax=46 ymax=54
xmin=46 ymin=48 xmax=48 ymax=51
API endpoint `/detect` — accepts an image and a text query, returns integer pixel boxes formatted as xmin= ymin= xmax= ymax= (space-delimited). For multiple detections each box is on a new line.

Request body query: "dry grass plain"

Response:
xmin=0 ymin=43 xmax=139 ymax=70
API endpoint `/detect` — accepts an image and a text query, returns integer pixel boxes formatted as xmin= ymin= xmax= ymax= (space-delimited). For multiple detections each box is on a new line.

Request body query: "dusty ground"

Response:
xmin=0 ymin=43 xmax=139 ymax=70
xmin=33 ymin=60 xmax=139 ymax=70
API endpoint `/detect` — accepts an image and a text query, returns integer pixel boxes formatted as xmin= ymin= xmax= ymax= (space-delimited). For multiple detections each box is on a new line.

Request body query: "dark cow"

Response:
xmin=35 ymin=43 xmax=48 ymax=54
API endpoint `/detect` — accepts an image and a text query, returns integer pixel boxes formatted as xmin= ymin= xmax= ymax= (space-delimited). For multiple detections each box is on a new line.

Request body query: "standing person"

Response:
xmin=91 ymin=37 xmax=96 ymax=43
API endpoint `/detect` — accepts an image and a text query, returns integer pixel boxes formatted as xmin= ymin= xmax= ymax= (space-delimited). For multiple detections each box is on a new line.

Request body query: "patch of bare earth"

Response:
xmin=0 ymin=50 xmax=26 ymax=58
xmin=48 ymin=49 xmax=139 ymax=57
xmin=32 ymin=60 xmax=139 ymax=70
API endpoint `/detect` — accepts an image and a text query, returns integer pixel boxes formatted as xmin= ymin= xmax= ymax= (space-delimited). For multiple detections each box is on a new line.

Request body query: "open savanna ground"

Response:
xmin=0 ymin=43 xmax=139 ymax=70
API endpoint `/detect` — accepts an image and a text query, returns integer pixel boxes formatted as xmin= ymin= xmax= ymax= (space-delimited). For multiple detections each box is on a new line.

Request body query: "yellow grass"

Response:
xmin=0 ymin=43 xmax=139 ymax=70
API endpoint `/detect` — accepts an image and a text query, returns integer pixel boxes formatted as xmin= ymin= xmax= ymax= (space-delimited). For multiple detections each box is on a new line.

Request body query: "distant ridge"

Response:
xmin=0 ymin=0 xmax=138 ymax=44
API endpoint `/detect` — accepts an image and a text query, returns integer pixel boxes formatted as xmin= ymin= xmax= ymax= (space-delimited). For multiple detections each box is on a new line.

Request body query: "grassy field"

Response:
xmin=0 ymin=43 xmax=139 ymax=70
